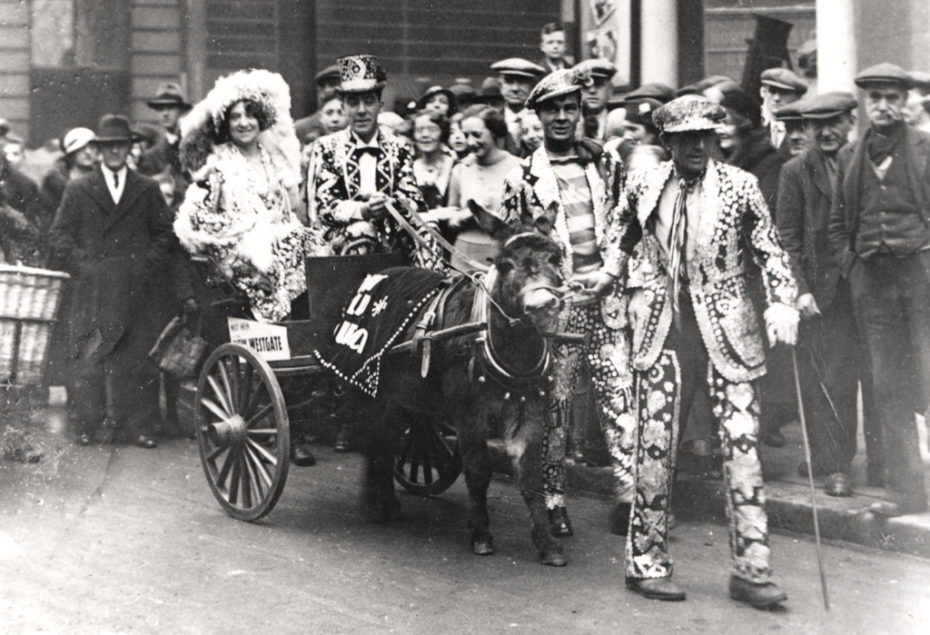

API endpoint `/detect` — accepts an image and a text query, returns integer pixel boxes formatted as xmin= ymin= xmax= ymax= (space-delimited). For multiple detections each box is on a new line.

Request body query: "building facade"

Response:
xmin=1 ymin=0 xmax=928 ymax=145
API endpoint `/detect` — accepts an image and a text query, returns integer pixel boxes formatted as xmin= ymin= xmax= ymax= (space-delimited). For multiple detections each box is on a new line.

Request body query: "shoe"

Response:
xmin=135 ymin=435 xmax=157 ymax=449
xmin=626 ymin=577 xmax=686 ymax=601
xmin=728 ymin=576 xmax=787 ymax=609
xmin=77 ymin=433 xmax=92 ymax=446
xmin=609 ymin=502 xmax=631 ymax=536
xmin=291 ymin=443 xmax=316 ymax=467
xmin=824 ymin=472 xmax=853 ymax=497
xmin=761 ymin=429 xmax=786 ymax=448
xmin=548 ymin=506 xmax=573 ymax=537
xmin=334 ymin=423 xmax=352 ymax=453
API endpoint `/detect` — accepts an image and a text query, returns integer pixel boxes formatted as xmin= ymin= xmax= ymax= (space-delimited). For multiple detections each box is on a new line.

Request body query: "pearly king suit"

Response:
xmin=500 ymin=141 xmax=636 ymax=511
xmin=617 ymin=159 xmax=796 ymax=583
xmin=308 ymin=128 xmax=443 ymax=271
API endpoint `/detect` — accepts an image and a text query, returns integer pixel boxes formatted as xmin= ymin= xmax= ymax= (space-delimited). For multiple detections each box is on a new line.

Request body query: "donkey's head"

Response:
xmin=468 ymin=200 xmax=566 ymax=335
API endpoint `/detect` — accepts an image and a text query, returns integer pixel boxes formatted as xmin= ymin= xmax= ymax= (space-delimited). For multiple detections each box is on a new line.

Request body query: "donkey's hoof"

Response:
xmin=472 ymin=540 xmax=496 ymax=556
xmin=539 ymin=544 xmax=567 ymax=567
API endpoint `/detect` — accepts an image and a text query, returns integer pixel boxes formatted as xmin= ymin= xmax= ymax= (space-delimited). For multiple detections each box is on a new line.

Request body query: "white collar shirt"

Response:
xmin=351 ymin=132 xmax=380 ymax=197
xmin=102 ymin=165 xmax=127 ymax=205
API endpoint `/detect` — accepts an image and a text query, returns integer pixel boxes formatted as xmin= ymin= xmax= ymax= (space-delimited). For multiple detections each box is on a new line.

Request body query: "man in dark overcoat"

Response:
xmin=776 ymin=92 xmax=880 ymax=496
xmin=49 ymin=115 xmax=174 ymax=448
xmin=829 ymin=63 xmax=930 ymax=516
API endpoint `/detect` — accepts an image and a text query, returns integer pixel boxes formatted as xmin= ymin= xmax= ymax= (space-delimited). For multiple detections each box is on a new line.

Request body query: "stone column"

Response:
xmin=816 ymin=0 xmax=857 ymax=92
xmin=640 ymin=0 xmax=678 ymax=87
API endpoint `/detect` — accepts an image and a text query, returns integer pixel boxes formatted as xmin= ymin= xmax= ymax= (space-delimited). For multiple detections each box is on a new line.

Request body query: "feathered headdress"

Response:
xmin=179 ymin=69 xmax=302 ymax=189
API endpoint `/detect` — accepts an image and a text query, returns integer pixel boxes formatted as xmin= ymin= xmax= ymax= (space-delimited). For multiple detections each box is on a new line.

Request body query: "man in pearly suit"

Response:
xmin=500 ymin=68 xmax=634 ymax=540
xmin=616 ymin=95 xmax=798 ymax=607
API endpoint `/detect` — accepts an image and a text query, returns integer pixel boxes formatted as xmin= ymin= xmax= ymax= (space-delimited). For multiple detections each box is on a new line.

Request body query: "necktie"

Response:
xmin=112 ymin=170 xmax=119 ymax=191
xmin=667 ymin=177 xmax=695 ymax=328
xmin=353 ymin=146 xmax=379 ymax=158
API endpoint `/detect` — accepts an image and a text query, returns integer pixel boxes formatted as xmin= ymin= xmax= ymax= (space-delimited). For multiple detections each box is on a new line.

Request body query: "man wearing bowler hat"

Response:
xmin=49 ymin=114 xmax=174 ymax=448
xmin=138 ymin=82 xmax=192 ymax=192
xmin=829 ymin=63 xmax=930 ymax=516
xmin=617 ymin=95 xmax=796 ymax=606
xmin=777 ymin=92 xmax=881 ymax=496
xmin=490 ymin=58 xmax=546 ymax=153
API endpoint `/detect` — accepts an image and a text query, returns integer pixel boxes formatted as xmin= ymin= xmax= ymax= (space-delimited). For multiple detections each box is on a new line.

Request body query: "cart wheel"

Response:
xmin=394 ymin=417 xmax=462 ymax=497
xmin=196 ymin=343 xmax=289 ymax=521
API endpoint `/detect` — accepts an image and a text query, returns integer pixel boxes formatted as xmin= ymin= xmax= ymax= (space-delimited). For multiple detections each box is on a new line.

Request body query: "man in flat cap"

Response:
xmin=616 ymin=95 xmax=796 ymax=606
xmin=138 ymin=82 xmax=192 ymax=195
xmin=777 ymin=92 xmax=881 ymax=496
xmin=490 ymin=58 xmax=546 ymax=154
xmin=759 ymin=67 xmax=807 ymax=159
xmin=829 ymin=63 xmax=930 ymax=516
xmin=772 ymin=102 xmax=808 ymax=158
xmin=500 ymin=67 xmax=635 ymax=546
xmin=573 ymin=58 xmax=616 ymax=141
xmin=295 ymin=64 xmax=344 ymax=145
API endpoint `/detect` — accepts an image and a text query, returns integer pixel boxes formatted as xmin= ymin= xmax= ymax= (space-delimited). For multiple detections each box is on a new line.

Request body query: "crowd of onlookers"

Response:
xmin=2 ymin=20 xmax=929 ymax=516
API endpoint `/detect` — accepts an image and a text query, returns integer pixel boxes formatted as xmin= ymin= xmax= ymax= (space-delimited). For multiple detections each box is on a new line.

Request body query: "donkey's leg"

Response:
xmin=508 ymin=399 xmax=567 ymax=566
xmin=358 ymin=401 xmax=403 ymax=523
xmin=457 ymin=403 xmax=495 ymax=555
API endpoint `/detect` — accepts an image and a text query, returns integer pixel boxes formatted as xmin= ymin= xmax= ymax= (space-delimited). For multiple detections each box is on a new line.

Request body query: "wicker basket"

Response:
xmin=0 ymin=265 xmax=70 ymax=386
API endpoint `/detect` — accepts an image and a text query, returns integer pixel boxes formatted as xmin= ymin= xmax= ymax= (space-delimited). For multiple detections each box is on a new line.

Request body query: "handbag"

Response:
xmin=148 ymin=316 xmax=209 ymax=379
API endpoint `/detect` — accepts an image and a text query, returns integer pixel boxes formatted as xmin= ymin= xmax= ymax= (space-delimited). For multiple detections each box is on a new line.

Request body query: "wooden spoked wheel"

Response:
xmin=394 ymin=418 xmax=462 ymax=497
xmin=195 ymin=343 xmax=289 ymax=521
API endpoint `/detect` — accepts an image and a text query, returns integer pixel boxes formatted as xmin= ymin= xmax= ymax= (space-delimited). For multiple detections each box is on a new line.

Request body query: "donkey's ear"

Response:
xmin=467 ymin=199 xmax=513 ymax=243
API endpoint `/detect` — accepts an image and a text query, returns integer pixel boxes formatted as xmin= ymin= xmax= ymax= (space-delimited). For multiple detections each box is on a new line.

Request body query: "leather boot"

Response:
xmin=729 ymin=576 xmax=787 ymax=608
xmin=626 ymin=577 xmax=686 ymax=601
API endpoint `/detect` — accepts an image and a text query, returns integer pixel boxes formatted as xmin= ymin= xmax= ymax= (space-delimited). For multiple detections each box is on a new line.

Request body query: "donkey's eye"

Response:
xmin=547 ymin=254 xmax=560 ymax=266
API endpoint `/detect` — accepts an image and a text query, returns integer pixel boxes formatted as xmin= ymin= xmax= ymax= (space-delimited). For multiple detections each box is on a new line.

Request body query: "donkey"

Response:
xmin=353 ymin=220 xmax=570 ymax=566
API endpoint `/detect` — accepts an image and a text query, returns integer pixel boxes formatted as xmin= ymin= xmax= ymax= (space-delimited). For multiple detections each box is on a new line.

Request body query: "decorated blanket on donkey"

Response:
xmin=313 ymin=267 xmax=446 ymax=397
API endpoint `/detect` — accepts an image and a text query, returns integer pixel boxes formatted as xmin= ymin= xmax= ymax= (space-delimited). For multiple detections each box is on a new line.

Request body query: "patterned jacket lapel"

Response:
xmin=528 ymin=146 xmax=611 ymax=281
xmin=337 ymin=129 xmax=396 ymax=199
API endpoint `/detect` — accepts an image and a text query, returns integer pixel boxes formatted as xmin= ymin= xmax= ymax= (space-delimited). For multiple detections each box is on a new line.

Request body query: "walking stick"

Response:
xmin=791 ymin=347 xmax=830 ymax=611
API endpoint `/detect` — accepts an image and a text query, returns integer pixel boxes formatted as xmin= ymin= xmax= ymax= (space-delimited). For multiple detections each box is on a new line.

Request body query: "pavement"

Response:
xmin=5 ymin=385 xmax=930 ymax=565
xmin=488 ymin=419 xmax=930 ymax=559
xmin=2 ymin=421 xmax=930 ymax=633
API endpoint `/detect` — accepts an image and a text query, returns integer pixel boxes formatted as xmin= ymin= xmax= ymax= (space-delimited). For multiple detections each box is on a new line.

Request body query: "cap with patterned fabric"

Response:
xmin=337 ymin=54 xmax=387 ymax=94
xmin=525 ymin=68 xmax=593 ymax=110
xmin=652 ymin=95 xmax=726 ymax=134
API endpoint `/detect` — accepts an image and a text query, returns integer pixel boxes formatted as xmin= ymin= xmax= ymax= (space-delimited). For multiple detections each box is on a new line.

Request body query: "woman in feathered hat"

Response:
xmin=174 ymin=69 xmax=328 ymax=322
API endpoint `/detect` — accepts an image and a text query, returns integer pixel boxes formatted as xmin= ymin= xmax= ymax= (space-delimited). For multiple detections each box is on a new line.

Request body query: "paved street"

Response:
xmin=1 ymin=435 xmax=929 ymax=634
